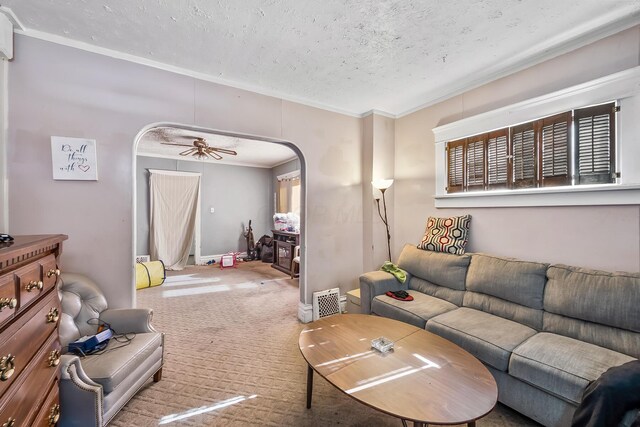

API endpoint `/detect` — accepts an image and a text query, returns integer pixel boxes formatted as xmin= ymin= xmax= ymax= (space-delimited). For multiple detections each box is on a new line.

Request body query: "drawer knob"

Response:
xmin=2 ymin=418 xmax=15 ymax=427
xmin=47 ymin=349 xmax=61 ymax=367
xmin=46 ymin=268 xmax=61 ymax=278
xmin=0 ymin=298 xmax=16 ymax=312
xmin=25 ymin=280 xmax=44 ymax=292
xmin=0 ymin=354 xmax=15 ymax=381
xmin=46 ymin=307 xmax=59 ymax=323
xmin=48 ymin=404 xmax=60 ymax=426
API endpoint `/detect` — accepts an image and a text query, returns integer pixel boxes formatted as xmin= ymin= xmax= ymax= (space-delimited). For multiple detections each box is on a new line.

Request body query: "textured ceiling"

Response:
xmin=3 ymin=1 xmax=640 ymax=115
xmin=138 ymin=127 xmax=297 ymax=168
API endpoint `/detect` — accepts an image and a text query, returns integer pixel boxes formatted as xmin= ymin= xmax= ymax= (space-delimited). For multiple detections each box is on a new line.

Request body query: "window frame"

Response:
xmin=432 ymin=67 xmax=640 ymax=208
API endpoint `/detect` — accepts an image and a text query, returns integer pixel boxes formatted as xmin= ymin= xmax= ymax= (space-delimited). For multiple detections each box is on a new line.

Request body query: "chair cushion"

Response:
xmin=510 ymin=332 xmax=636 ymax=404
xmin=80 ymin=332 xmax=163 ymax=393
xmin=372 ymin=291 xmax=458 ymax=329
xmin=427 ymin=307 xmax=536 ymax=371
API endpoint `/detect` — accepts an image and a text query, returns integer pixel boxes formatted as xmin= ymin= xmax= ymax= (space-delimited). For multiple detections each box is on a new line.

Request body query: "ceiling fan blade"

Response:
xmin=207 ymin=151 xmax=223 ymax=160
xmin=209 ymin=147 xmax=237 ymax=156
xmin=161 ymin=142 xmax=193 ymax=147
xmin=179 ymin=148 xmax=197 ymax=156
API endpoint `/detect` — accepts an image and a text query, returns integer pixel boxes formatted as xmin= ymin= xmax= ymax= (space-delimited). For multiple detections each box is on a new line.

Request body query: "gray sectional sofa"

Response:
xmin=359 ymin=244 xmax=640 ymax=427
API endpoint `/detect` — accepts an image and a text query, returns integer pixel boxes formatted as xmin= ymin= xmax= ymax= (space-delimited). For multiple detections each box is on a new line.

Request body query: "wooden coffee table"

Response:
xmin=299 ymin=314 xmax=497 ymax=426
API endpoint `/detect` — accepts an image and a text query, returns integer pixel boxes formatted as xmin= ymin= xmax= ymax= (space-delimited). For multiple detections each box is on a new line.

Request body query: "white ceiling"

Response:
xmin=137 ymin=127 xmax=297 ymax=168
xmin=3 ymin=1 xmax=640 ymax=116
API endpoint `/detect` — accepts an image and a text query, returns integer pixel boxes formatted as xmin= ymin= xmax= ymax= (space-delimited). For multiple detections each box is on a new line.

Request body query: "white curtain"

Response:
xmin=277 ymin=176 xmax=301 ymax=215
xmin=149 ymin=170 xmax=200 ymax=270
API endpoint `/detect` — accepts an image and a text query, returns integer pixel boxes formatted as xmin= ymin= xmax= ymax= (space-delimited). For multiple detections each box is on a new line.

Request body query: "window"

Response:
xmin=445 ymin=103 xmax=616 ymax=194
xmin=276 ymin=173 xmax=301 ymax=215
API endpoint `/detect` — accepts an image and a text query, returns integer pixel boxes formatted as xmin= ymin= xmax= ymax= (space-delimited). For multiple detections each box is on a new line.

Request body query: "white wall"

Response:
xmin=394 ymin=25 xmax=640 ymax=272
xmin=7 ymin=35 xmax=363 ymax=308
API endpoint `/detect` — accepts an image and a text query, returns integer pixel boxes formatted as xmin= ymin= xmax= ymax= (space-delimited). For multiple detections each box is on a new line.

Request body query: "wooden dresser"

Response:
xmin=0 ymin=235 xmax=67 ymax=427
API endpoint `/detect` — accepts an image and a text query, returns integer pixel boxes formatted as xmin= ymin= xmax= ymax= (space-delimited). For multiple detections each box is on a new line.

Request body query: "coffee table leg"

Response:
xmin=467 ymin=422 xmax=476 ymax=427
xmin=306 ymin=365 xmax=313 ymax=409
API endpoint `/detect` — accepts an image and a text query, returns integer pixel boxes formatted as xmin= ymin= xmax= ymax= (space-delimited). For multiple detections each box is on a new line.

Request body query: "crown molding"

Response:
xmin=0 ymin=7 xmax=24 ymax=31
xmin=360 ymin=109 xmax=397 ymax=119
xmin=397 ymin=6 xmax=640 ymax=118
xmin=4 ymin=5 xmax=639 ymax=120
xmin=136 ymin=152 xmax=284 ymax=169
xmin=12 ymin=27 xmax=364 ymax=119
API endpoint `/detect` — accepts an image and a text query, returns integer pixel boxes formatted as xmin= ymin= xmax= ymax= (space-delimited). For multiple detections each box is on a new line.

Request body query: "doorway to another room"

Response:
xmin=133 ymin=125 xmax=305 ymax=304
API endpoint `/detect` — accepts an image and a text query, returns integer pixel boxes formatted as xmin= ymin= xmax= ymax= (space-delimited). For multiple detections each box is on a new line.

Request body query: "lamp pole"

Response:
xmin=375 ymin=188 xmax=391 ymax=262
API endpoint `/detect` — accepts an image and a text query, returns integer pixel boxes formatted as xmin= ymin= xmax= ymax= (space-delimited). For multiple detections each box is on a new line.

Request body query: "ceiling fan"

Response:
xmin=161 ymin=137 xmax=237 ymax=160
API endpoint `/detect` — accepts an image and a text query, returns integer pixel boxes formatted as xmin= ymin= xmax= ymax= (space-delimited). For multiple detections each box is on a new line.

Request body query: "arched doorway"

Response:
xmin=131 ymin=122 xmax=307 ymax=318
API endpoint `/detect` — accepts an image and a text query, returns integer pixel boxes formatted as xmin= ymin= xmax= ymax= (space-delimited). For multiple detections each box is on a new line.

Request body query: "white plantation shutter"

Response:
xmin=575 ymin=103 xmax=616 ymax=184
xmin=465 ymin=136 xmax=485 ymax=190
xmin=541 ymin=112 xmax=571 ymax=187
xmin=447 ymin=139 xmax=465 ymax=193
xmin=487 ymin=130 xmax=509 ymax=189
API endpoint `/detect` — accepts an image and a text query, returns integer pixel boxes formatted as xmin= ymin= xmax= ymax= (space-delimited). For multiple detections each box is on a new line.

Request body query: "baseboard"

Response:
xmin=339 ymin=295 xmax=347 ymax=313
xmin=298 ymin=295 xmax=348 ymax=323
xmin=198 ymin=252 xmax=247 ymax=265
xmin=298 ymin=302 xmax=313 ymax=323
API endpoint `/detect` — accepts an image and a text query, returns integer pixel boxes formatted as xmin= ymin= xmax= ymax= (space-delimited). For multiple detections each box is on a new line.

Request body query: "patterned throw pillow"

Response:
xmin=418 ymin=215 xmax=471 ymax=255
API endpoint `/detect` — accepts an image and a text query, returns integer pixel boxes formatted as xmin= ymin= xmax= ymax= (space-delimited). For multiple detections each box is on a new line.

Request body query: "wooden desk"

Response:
xmin=299 ymin=314 xmax=497 ymax=426
xmin=271 ymin=230 xmax=300 ymax=276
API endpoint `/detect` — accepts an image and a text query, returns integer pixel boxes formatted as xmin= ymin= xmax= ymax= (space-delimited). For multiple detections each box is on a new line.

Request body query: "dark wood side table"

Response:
xmin=271 ymin=230 xmax=300 ymax=276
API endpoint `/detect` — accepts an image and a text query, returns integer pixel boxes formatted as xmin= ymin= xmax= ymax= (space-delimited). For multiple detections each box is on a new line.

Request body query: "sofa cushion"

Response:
xmin=543 ymin=312 xmax=640 ymax=359
xmin=510 ymin=332 xmax=635 ymax=405
xmin=372 ymin=291 xmax=458 ymax=329
xmin=466 ymin=254 xmax=548 ymax=309
xmin=464 ymin=291 xmax=542 ymax=330
xmin=426 ymin=307 xmax=537 ymax=371
xmin=418 ymin=215 xmax=471 ymax=255
xmin=397 ymin=244 xmax=470 ymax=291
xmin=545 ymin=265 xmax=640 ymax=333
xmin=80 ymin=332 xmax=163 ymax=393
xmin=409 ymin=277 xmax=465 ymax=306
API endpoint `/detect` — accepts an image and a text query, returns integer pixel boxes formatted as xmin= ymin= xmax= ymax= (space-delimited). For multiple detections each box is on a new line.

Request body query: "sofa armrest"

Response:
xmin=100 ymin=308 xmax=155 ymax=334
xmin=359 ymin=270 xmax=409 ymax=314
xmin=59 ymin=354 xmax=103 ymax=427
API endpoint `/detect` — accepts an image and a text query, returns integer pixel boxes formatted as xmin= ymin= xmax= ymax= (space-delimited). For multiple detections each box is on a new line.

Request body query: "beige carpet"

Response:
xmin=110 ymin=261 xmax=539 ymax=426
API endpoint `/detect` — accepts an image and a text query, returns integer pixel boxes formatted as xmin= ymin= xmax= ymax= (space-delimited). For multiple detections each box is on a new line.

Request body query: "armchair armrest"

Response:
xmin=100 ymin=308 xmax=155 ymax=334
xmin=359 ymin=270 xmax=409 ymax=314
xmin=59 ymin=354 xmax=103 ymax=427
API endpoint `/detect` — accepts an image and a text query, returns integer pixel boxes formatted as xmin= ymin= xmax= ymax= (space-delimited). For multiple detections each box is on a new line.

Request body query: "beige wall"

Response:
xmin=7 ymin=24 xmax=640 ymax=313
xmin=394 ymin=25 xmax=640 ymax=272
xmin=7 ymin=35 xmax=363 ymax=308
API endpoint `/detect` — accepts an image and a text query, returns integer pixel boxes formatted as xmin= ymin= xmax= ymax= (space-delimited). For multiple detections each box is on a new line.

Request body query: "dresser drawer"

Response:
xmin=0 ymin=275 xmax=17 ymax=329
xmin=39 ymin=255 xmax=60 ymax=294
xmin=0 ymin=291 xmax=60 ymax=399
xmin=0 ymin=332 xmax=60 ymax=427
xmin=30 ymin=380 xmax=59 ymax=427
xmin=16 ymin=263 xmax=44 ymax=311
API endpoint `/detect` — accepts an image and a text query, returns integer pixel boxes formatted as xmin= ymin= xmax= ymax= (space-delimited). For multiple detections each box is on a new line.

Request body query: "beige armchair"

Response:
xmin=57 ymin=273 xmax=164 ymax=426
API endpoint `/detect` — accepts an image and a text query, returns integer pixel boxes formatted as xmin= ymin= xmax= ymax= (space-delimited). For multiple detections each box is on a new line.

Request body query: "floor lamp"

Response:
xmin=372 ymin=179 xmax=393 ymax=262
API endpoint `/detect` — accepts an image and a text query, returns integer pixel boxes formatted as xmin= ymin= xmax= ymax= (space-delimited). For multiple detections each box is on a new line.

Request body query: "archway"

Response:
xmin=131 ymin=122 xmax=307 ymax=319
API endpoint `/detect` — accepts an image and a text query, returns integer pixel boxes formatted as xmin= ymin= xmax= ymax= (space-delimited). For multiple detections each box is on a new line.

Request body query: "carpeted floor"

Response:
xmin=110 ymin=261 xmax=540 ymax=426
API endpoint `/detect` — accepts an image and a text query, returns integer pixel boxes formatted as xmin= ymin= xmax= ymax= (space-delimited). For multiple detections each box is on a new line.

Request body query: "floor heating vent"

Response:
xmin=312 ymin=288 xmax=341 ymax=321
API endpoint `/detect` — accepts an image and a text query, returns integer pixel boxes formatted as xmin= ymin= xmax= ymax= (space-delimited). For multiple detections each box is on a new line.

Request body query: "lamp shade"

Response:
xmin=372 ymin=179 xmax=394 ymax=191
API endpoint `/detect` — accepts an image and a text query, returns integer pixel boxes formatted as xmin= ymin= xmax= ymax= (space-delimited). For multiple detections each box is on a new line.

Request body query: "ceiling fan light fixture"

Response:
xmin=161 ymin=137 xmax=238 ymax=161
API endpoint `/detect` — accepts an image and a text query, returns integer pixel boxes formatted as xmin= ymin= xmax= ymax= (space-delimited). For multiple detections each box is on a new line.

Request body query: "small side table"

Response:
xmin=346 ymin=288 xmax=361 ymax=314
